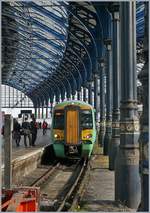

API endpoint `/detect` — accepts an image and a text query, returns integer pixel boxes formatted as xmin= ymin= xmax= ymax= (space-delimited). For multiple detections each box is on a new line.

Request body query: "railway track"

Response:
xmin=39 ymin=159 xmax=88 ymax=211
xmin=20 ymin=159 xmax=88 ymax=211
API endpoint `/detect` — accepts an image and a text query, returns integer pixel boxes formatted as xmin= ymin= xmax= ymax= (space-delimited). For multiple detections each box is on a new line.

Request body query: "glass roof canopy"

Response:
xmin=2 ymin=1 xmax=68 ymax=93
xmin=2 ymin=1 xmax=145 ymax=106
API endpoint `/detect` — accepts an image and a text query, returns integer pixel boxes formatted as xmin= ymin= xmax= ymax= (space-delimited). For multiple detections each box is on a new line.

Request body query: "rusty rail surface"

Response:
xmin=55 ymin=159 xmax=88 ymax=211
xmin=30 ymin=163 xmax=60 ymax=187
xmin=17 ymin=159 xmax=88 ymax=212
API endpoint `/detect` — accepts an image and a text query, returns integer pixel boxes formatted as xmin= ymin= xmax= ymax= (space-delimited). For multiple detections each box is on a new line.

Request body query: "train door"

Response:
xmin=65 ymin=106 xmax=80 ymax=145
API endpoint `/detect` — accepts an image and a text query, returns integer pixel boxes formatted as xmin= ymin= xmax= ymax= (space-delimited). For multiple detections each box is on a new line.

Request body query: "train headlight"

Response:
xmin=54 ymin=134 xmax=60 ymax=139
xmin=86 ymin=134 xmax=92 ymax=139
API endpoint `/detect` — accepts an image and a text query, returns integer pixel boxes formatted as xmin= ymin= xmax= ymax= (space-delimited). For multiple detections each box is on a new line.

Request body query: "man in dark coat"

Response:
xmin=30 ymin=117 xmax=37 ymax=146
xmin=22 ymin=117 xmax=31 ymax=147
xmin=13 ymin=119 xmax=21 ymax=147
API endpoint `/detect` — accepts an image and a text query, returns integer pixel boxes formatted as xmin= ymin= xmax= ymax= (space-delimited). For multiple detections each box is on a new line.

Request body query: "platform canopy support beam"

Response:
xmin=109 ymin=4 xmax=120 ymax=170
xmin=115 ymin=2 xmax=141 ymax=209
xmin=138 ymin=2 xmax=149 ymax=211
xmin=104 ymin=39 xmax=112 ymax=155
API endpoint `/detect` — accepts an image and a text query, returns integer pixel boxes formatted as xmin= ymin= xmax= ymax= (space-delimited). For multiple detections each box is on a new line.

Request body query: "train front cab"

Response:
xmin=52 ymin=103 xmax=96 ymax=159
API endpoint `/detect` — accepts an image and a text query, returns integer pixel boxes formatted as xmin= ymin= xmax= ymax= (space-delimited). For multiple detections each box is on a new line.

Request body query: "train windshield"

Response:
xmin=53 ymin=111 xmax=64 ymax=129
xmin=80 ymin=110 xmax=93 ymax=129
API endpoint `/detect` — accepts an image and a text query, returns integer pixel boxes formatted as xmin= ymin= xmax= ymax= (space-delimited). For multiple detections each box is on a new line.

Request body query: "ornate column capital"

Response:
xmin=104 ymin=39 xmax=112 ymax=50
xmin=108 ymin=2 xmax=120 ymax=15
xmin=98 ymin=57 xmax=105 ymax=67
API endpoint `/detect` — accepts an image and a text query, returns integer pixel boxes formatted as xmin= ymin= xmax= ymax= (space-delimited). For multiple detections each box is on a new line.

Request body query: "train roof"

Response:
xmin=53 ymin=100 xmax=94 ymax=110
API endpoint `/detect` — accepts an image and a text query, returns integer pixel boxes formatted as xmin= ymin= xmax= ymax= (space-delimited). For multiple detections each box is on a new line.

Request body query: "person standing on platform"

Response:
xmin=30 ymin=117 xmax=38 ymax=146
xmin=13 ymin=119 xmax=21 ymax=147
xmin=22 ymin=117 xmax=31 ymax=147
xmin=42 ymin=120 xmax=48 ymax=135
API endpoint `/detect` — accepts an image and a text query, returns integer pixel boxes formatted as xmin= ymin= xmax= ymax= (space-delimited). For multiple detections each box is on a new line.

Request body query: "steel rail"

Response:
xmin=56 ymin=159 xmax=87 ymax=212
xmin=30 ymin=162 xmax=60 ymax=187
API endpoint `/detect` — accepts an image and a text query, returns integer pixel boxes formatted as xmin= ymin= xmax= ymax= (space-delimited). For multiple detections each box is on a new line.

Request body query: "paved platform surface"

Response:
xmin=1 ymin=129 xmax=51 ymax=165
xmin=79 ymin=144 xmax=135 ymax=212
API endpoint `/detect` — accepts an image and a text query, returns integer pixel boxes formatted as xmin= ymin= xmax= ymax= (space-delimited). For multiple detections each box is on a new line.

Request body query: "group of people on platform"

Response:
xmin=13 ymin=118 xmax=48 ymax=147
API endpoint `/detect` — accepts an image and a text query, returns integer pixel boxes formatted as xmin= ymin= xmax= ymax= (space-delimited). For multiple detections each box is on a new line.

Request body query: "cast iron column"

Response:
xmin=94 ymin=73 xmax=99 ymax=123
xmin=83 ymin=87 xmax=87 ymax=102
xmin=56 ymin=94 xmax=60 ymax=104
xmin=88 ymin=81 xmax=92 ymax=105
xmin=77 ymin=90 xmax=81 ymax=100
xmin=115 ymin=2 xmax=141 ymax=209
xmin=138 ymin=3 xmax=149 ymax=211
xmin=46 ymin=105 xmax=48 ymax=119
xmin=42 ymin=106 xmax=44 ymax=119
xmin=61 ymin=97 xmax=64 ymax=102
xmin=66 ymin=91 xmax=71 ymax=101
xmin=67 ymin=92 xmax=70 ymax=101
xmin=34 ymin=107 xmax=37 ymax=119
xmin=103 ymin=39 xmax=112 ymax=155
xmin=109 ymin=5 xmax=120 ymax=170
xmin=50 ymin=102 xmax=53 ymax=117
xmin=38 ymin=108 xmax=40 ymax=119
xmin=73 ymin=94 xmax=75 ymax=100
xmin=99 ymin=59 xmax=105 ymax=147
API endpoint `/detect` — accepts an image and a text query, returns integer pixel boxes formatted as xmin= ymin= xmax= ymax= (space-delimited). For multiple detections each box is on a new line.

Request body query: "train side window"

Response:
xmin=53 ymin=111 xmax=64 ymax=129
xmin=80 ymin=110 xmax=93 ymax=129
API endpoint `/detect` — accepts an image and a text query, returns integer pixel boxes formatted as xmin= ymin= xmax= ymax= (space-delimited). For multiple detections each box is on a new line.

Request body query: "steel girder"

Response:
xmin=2 ymin=1 xmax=68 ymax=95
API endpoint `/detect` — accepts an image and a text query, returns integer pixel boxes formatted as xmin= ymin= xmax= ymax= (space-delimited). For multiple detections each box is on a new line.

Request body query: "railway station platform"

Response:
xmin=79 ymin=145 xmax=135 ymax=212
xmin=1 ymin=130 xmax=51 ymax=186
xmin=1 ymin=129 xmax=51 ymax=165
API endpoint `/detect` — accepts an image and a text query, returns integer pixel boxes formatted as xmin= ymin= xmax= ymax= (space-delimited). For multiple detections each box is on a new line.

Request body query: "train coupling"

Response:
xmin=69 ymin=145 xmax=78 ymax=154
